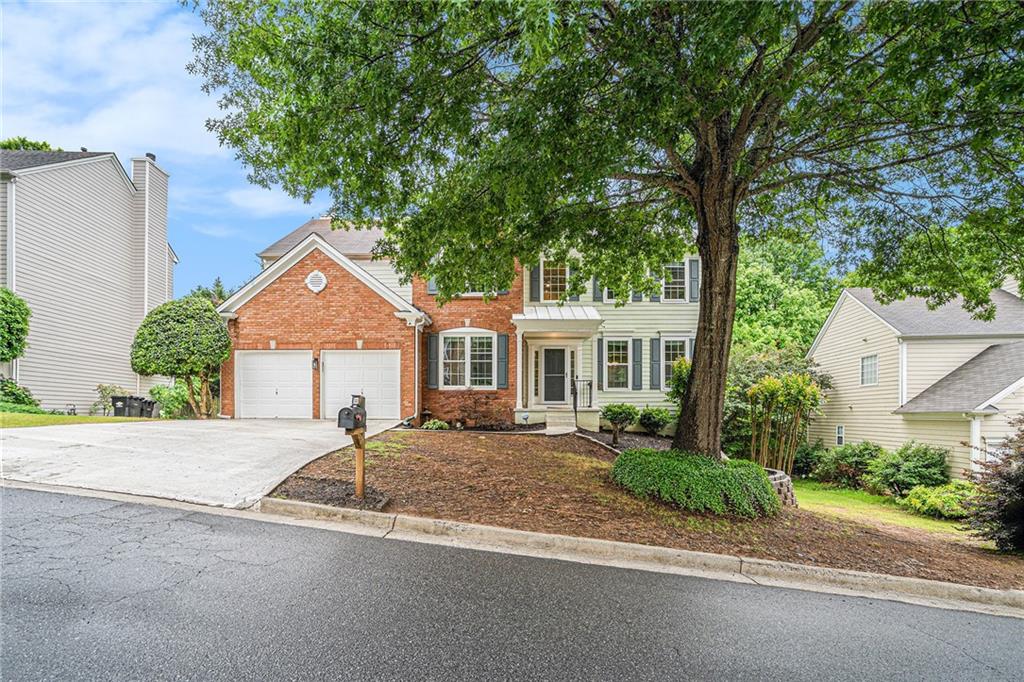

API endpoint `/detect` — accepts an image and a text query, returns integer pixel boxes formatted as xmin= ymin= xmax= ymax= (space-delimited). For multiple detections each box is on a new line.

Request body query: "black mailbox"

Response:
xmin=337 ymin=394 xmax=367 ymax=430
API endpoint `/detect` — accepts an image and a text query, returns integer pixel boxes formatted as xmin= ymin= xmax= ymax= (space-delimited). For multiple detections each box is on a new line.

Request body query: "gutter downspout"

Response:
xmin=969 ymin=415 xmax=983 ymax=472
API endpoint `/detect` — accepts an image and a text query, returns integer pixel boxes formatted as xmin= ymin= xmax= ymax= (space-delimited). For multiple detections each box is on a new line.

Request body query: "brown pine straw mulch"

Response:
xmin=272 ymin=430 xmax=1024 ymax=590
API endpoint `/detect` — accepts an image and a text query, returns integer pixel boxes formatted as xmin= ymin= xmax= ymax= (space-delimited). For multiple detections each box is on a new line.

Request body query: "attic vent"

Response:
xmin=305 ymin=270 xmax=327 ymax=293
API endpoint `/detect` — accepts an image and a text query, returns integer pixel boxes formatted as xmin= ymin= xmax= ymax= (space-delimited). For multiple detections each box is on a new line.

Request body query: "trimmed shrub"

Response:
xmin=421 ymin=418 xmax=450 ymax=430
xmin=899 ymin=481 xmax=977 ymax=519
xmin=811 ymin=441 xmax=883 ymax=488
xmin=793 ymin=440 xmax=826 ymax=478
xmin=150 ymin=381 xmax=196 ymax=419
xmin=601 ymin=403 xmax=639 ymax=445
xmin=611 ymin=448 xmax=781 ymax=518
xmin=0 ymin=377 xmax=38 ymax=407
xmin=964 ymin=418 xmax=1024 ymax=552
xmin=0 ymin=400 xmax=46 ymax=414
xmin=0 ymin=287 xmax=31 ymax=363
xmin=666 ymin=357 xmax=691 ymax=409
xmin=638 ymin=406 xmax=672 ymax=435
xmin=864 ymin=441 xmax=950 ymax=497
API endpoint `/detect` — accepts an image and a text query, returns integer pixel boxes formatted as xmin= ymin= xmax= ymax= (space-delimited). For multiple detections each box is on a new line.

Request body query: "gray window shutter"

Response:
xmin=426 ymin=278 xmax=438 ymax=295
xmin=631 ymin=291 xmax=643 ymax=302
xmin=529 ymin=266 xmax=541 ymax=302
xmin=689 ymin=258 xmax=700 ymax=303
xmin=650 ymin=338 xmax=661 ymax=389
xmin=426 ymin=334 xmax=439 ymax=389
xmin=649 ymin=269 xmax=661 ymax=302
xmin=592 ymin=276 xmax=603 ymax=302
xmin=496 ymin=334 xmax=509 ymax=389
xmin=568 ymin=267 xmax=579 ymax=301
xmin=596 ymin=338 xmax=604 ymax=391
xmin=632 ymin=338 xmax=643 ymax=390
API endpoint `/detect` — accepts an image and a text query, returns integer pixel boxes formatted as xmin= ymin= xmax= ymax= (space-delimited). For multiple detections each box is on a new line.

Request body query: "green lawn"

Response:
xmin=793 ymin=480 xmax=964 ymax=536
xmin=1 ymin=413 xmax=155 ymax=429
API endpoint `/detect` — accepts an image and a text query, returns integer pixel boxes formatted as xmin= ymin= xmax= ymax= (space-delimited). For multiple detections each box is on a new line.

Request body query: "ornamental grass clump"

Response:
xmin=611 ymin=448 xmax=780 ymax=518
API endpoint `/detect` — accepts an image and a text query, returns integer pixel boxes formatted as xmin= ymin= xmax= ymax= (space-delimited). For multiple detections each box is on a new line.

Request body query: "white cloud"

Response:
xmin=192 ymin=224 xmax=240 ymax=239
xmin=225 ymin=187 xmax=325 ymax=218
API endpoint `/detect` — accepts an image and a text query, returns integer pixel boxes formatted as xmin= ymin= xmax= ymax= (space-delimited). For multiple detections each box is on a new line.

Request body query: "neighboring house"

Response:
xmin=0 ymin=150 xmax=177 ymax=411
xmin=807 ymin=285 xmax=1024 ymax=477
xmin=216 ymin=218 xmax=700 ymax=430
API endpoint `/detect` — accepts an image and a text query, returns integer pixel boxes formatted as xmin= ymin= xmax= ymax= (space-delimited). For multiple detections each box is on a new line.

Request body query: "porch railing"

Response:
xmin=572 ymin=379 xmax=593 ymax=412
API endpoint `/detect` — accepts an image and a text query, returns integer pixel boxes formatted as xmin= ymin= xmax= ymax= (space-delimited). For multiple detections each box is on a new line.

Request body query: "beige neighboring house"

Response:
xmin=806 ymin=284 xmax=1024 ymax=477
xmin=0 ymin=149 xmax=177 ymax=411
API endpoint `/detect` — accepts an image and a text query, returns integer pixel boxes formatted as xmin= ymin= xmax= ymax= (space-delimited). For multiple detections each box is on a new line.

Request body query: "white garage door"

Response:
xmin=322 ymin=350 xmax=402 ymax=420
xmin=237 ymin=351 xmax=313 ymax=419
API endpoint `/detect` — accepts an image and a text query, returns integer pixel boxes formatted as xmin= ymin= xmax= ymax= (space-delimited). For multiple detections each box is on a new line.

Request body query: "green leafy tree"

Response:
xmin=0 ymin=137 xmax=60 ymax=151
xmin=189 ymin=277 xmax=234 ymax=306
xmin=191 ymin=1 xmax=1024 ymax=457
xmin=131 ymin=297 xmax=231 ymax=418
xmin=601 ymin=403 xmax=639 ymax=446
xmin=0 ymin=287 xmax=31 ymax=364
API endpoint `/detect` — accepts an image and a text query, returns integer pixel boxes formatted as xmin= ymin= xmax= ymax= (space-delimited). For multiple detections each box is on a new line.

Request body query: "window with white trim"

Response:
xmin=605 ymin=339 xmax=630 ymax=389
xmin=836 ymin=425 xmax=845 ymax=446
xmin=662 ymin=263 xmax=687 ymax=301
xmin=442 ymin=331 xmax=496 ymax=389
xmin=860 ymin=354 xmax=878 ymax=386
xmin=542 ymin=261 xmax=568 ymax=301
xmin=663 ymin=338 xmax=688 ymax=386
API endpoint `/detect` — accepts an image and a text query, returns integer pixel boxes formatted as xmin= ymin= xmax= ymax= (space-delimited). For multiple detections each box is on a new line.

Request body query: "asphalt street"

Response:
xmin=2 ymin=486 xmax=1022 ymax=680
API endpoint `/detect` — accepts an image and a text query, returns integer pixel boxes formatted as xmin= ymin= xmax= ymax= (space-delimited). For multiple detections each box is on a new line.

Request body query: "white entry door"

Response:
xmin=321 ymin=350 xmax=402 ymax=420
xmin=236 ymin=351 xmax=313 ymax=418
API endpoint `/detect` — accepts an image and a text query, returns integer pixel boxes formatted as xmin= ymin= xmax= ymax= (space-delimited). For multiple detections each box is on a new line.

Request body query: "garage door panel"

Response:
xmin=238 ymin=351 xmax=312 ymax=419
xmin=323 ymin=350 xmax=401 ymax=420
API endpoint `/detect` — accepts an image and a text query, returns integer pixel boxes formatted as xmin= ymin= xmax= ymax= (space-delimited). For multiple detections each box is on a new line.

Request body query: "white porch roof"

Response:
xmin=512 ymin=305 xmax=603 ymax=336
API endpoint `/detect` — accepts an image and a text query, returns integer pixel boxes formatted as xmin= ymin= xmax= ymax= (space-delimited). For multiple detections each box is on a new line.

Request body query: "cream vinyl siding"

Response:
xmin=11 ymin=159 xmax=172 ymax=410
xmin=522 ymin=265 xmax=699 ymax=410
xmin=1003 ymin=276 xmax=1020 ymax=298
xmin=355 ymin=258 xmax=412 ymax=302
xmin=809 ymin=295 xmax=986 ymax=478
xmin=981 ymin=389 xmax=1024 ymax=454
xmin=0 ymin=180 xmax=8 ymax=287
xmin=903 ymin=338 xmax=1024 ymax=402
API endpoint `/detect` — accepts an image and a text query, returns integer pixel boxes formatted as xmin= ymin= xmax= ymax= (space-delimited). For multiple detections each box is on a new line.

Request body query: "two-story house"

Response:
xmin=215 ymin=218 xmax=699 ymax=431
xmin=0 ymin=150 xmax=177 ymax=411
xmin=807 ymin=285 xmax=1024 ymax=477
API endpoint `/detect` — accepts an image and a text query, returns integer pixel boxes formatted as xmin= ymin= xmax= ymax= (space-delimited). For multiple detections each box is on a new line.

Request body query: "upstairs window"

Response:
xmin=663 ymin=263 xmax=687 ymax=301
xmin=860 ymin=354 xmax=878 ymax=386
xmin=542 ymin=261 xmax=568 ymax=301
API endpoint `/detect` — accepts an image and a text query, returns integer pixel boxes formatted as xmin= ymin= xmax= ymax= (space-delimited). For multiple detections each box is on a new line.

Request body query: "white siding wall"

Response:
xmin=356 ymin=258 xmax=412 ymax=302
xmin=1003 ymin=276 xmax=1020 ymax=298
xmin=903 ymin=338 xmax=1020 ymax=402
xmin=12 ymin=158 xmax=172 ymax=410
xmin=807 ymin=295 xmax=980 ymax=477
xmin=982 ymin=390 xmax=1024 ymax=455
xmin=0 ymin=179 xmax=8 ymax=288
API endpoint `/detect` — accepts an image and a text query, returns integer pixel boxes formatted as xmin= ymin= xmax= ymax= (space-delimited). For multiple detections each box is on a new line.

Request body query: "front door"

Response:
xmin=543 ymin=348 xmax=567 ymax=403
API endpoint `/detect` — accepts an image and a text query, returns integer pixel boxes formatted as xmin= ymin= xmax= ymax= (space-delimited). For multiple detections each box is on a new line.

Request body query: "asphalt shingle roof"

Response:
xmin=846 ymin=288 xmax=1024 ymax=336
xmin=1 ymin=149 xmax=110 ymax=171
xmin=895 ymin=341 xmax=1024 ymax=414
xmin=259 ymin=218 xmax=385 ymax=258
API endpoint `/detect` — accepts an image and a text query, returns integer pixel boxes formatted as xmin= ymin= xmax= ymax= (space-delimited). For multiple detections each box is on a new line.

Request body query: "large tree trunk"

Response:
xmin=672 ymin=192 xmax=740 ymax=458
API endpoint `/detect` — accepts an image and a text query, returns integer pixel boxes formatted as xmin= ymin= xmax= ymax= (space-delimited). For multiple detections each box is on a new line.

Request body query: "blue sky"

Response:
xmin=1 ymin=0 xmax=329 ymax=296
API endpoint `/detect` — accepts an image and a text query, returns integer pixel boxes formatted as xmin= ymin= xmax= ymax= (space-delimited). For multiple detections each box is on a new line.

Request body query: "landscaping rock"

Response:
xmin=765 ymin=468 xmax=798 ymax=507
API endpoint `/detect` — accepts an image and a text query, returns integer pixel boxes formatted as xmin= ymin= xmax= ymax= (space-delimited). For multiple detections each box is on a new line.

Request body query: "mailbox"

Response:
xmin=337 ymin=394 xmax=367 ymax=430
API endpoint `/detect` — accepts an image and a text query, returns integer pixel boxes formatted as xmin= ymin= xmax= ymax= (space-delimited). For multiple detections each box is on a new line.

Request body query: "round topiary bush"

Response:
xmin=601 ymin=403 xmax=639 ymax=445
xmin=0 ymin=287 xmax=31 ymax=364
xmin=611 ymin=448 xmax=781 ymax=518
xmin=638 ymin=406 xmax=672 ymax=436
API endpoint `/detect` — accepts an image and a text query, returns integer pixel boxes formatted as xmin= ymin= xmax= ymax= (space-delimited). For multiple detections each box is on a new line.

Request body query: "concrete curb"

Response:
xmin=261 ymin=495 xmax=1024 ymax=618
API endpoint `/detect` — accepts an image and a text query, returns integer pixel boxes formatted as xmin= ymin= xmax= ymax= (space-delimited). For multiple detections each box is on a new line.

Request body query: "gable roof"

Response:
xmin=845 ymin=288 xmax=1024 ymax=337
xmin=218 ymin=232 xmax=426 ymax=323
xmin=1 ymin=150 xmax=111 ymax=171
xmin=259 ymin=218 xmax=385 ymax=259
xmin=895 ymin=341 xmax=1024 ymax=414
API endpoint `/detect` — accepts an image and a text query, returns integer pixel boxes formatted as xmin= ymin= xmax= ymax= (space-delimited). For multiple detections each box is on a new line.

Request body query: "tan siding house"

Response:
xmin=0 ymin=150 xmax=177 ymax=411
xmin=808 ymin=288 xmax=1024 ymax=477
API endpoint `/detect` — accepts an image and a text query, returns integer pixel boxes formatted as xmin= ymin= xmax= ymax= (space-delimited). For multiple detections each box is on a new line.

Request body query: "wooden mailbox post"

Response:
xmin=347 ymin=426 xmax=366 ymax=499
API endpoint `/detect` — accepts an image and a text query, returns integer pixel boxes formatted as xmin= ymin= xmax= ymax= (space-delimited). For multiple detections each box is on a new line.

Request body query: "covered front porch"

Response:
xmin=512 ymin=306 xmax=603 ymax=432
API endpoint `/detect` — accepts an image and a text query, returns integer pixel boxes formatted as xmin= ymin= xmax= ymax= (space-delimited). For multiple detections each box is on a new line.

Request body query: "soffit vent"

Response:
xmin=305 ymin=270 xmax=327 ymax=293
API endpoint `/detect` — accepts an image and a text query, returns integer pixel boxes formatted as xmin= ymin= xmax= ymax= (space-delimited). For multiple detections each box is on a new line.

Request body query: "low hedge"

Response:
xmin=0 ymin=401 xmax=46 ymax=414
xmin=611 ymin=448 xmax=781 ymax=518
xmin=899 ymin=481 xmax=977 ymax=519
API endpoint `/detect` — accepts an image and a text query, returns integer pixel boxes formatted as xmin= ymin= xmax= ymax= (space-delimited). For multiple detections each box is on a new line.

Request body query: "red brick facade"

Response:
xmin=411 ymin=266 xmax=523 ymax=424
xmin=220 ymin=250 xmax=417 ymax=419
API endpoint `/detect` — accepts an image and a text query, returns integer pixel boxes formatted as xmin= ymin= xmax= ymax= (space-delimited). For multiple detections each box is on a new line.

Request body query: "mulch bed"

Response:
xmin=272 ymin=430 xmax=1024 ymax=590
xmin=579 ymin=429 xmax=673 ymax=452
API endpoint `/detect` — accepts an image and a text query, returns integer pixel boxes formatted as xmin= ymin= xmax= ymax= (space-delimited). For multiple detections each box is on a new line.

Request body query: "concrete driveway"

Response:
xmin=0 ymin=419 xmax=397 ymax=508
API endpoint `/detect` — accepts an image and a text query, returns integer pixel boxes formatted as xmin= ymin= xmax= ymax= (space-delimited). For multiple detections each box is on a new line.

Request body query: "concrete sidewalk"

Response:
xmin=1 ymin=418 xmax=396 ymax=508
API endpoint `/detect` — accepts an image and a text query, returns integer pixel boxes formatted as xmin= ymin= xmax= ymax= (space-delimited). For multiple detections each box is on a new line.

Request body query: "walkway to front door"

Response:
xmin=543 ymin=348 xmax=567 ymax=403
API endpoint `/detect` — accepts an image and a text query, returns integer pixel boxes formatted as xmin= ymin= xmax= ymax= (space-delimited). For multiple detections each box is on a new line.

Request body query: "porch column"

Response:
xmin=515 ymin=330 xmax=524 ymax=409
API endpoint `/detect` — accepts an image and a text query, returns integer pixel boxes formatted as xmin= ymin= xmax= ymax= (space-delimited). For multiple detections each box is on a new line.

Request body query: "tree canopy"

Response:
xmin=0 ymin=287 xmax=31 ymax=364
xmin=192 ymin=0 xmax=1024 ymax=455
xmin=189 ymin=277 xmax=235 ymax=307
xmin=131 ymin=297 xmax=231 ymax=418
xmin=0 ymin=137 xmax=60 ymax=151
